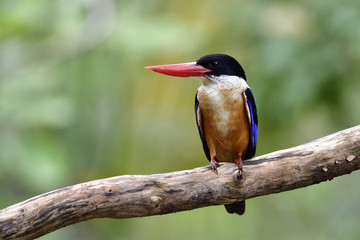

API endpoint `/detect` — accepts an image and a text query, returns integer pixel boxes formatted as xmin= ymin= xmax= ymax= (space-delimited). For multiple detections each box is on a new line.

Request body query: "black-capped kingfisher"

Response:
xmin=145 ymin=54 xmax=258 ymax=215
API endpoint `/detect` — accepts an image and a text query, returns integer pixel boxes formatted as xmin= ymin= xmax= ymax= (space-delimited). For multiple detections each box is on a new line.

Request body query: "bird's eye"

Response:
xmin=210 ymin=61 xmax=220 ymax=68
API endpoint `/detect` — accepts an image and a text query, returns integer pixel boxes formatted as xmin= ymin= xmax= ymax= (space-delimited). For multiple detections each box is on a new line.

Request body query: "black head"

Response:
xmin=196 ymin=54 xmax=246 ymax=80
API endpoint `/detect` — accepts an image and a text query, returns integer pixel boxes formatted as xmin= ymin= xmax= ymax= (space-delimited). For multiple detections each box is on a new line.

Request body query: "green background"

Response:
xmin=1 ymin=0 xmax=360 ymax=239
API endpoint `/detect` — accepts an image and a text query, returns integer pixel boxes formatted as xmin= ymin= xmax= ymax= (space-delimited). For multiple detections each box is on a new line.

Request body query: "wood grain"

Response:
xmin=1 ymin=125 xmax=360 ymax=240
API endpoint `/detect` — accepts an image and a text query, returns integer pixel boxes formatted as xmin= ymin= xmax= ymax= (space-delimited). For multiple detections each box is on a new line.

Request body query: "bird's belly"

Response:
xmin=205 ymin=114 xmax=250 ymax=162
xmin=200 ymin=93 xmax=250 ymax=162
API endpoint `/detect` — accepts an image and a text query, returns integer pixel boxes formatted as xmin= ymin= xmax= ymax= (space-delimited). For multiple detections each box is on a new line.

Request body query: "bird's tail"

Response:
xmin=224 ymin=200 xmax=246 ymax=215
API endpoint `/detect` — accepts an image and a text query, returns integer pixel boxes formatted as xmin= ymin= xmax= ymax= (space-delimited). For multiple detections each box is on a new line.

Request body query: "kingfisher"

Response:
xmin=145 ymin=54 xmax=258 ymax=215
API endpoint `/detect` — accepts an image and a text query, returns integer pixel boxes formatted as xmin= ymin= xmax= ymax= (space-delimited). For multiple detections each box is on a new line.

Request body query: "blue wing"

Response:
xmin=244 ymin=88 xmax=258 ymax=159
xmin=195 ymin=92 xmax=211 ymax=161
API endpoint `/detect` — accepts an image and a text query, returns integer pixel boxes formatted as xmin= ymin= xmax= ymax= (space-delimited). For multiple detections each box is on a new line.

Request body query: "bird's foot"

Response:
xmin=210 ymin=154 xmax=220 ymax=175
xmin=234 ymin=153 xmax=243 ymax=179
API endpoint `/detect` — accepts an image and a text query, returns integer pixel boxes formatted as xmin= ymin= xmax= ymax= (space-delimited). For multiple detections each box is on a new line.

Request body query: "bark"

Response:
xmin=1 ymin=125 xmax=360 ymax=240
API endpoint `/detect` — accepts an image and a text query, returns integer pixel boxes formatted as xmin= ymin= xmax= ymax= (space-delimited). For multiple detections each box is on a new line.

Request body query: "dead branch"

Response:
xmin=1 ymin=125 xmax=360 ymax=240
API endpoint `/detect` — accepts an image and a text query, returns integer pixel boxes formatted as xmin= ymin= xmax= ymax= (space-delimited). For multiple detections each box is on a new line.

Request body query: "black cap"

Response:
xmin=196 ymin=54 xmax=246 ymax=80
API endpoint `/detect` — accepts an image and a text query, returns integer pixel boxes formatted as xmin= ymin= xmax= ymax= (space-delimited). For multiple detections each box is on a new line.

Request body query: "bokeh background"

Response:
xmin=1 ymin=0 xmax=360 ymax=239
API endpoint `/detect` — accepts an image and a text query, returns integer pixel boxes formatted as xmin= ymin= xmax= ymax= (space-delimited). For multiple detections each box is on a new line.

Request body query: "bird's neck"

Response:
xmin=199 ymin=75 xmax=249 ymax=93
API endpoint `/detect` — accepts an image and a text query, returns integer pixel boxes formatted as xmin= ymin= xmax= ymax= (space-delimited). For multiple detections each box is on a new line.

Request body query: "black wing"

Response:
xmin=195 ymin=92 xmax=210 ymax=161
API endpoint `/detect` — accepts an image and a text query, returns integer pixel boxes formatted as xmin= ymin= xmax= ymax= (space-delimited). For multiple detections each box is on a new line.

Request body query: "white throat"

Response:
xmin=198 ymin=75 xmax=248 ymax=89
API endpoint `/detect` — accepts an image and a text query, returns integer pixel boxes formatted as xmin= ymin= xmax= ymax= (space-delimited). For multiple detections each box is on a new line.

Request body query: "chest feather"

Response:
xmin=197 ymin=81 xmax=248 ymax=135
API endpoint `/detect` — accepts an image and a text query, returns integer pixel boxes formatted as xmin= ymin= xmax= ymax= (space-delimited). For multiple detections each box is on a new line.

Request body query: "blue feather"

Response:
xmin=244 ymin=88 xmax=258 ymax=159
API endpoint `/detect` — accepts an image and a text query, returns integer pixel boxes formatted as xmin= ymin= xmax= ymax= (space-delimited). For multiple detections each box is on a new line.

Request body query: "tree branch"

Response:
xmin=1 ymin=125 xmax=360 ymax=239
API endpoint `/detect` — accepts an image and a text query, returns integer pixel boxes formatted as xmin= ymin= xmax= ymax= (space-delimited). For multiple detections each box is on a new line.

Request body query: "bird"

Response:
xmin=145 ymin=54 xmax=258 ymax=215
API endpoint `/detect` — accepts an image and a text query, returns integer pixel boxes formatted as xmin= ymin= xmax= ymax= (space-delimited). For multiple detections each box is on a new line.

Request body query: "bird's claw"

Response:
xmin=210 ymin=154 xmax=220 ymax=175
xmin=234 ymin=153 xmax=243 ymax=179
xmin=236 ymin=169 xmax=243 ymax=179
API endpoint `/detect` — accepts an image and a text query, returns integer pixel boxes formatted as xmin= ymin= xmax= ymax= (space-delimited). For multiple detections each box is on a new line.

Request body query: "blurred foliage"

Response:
xmin=1 ymin=0 xmax=360 ymax=239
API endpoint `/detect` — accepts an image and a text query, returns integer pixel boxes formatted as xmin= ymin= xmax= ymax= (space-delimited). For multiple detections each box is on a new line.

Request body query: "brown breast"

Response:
xmin=198 ymin=87 xmax=250 ymax=162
